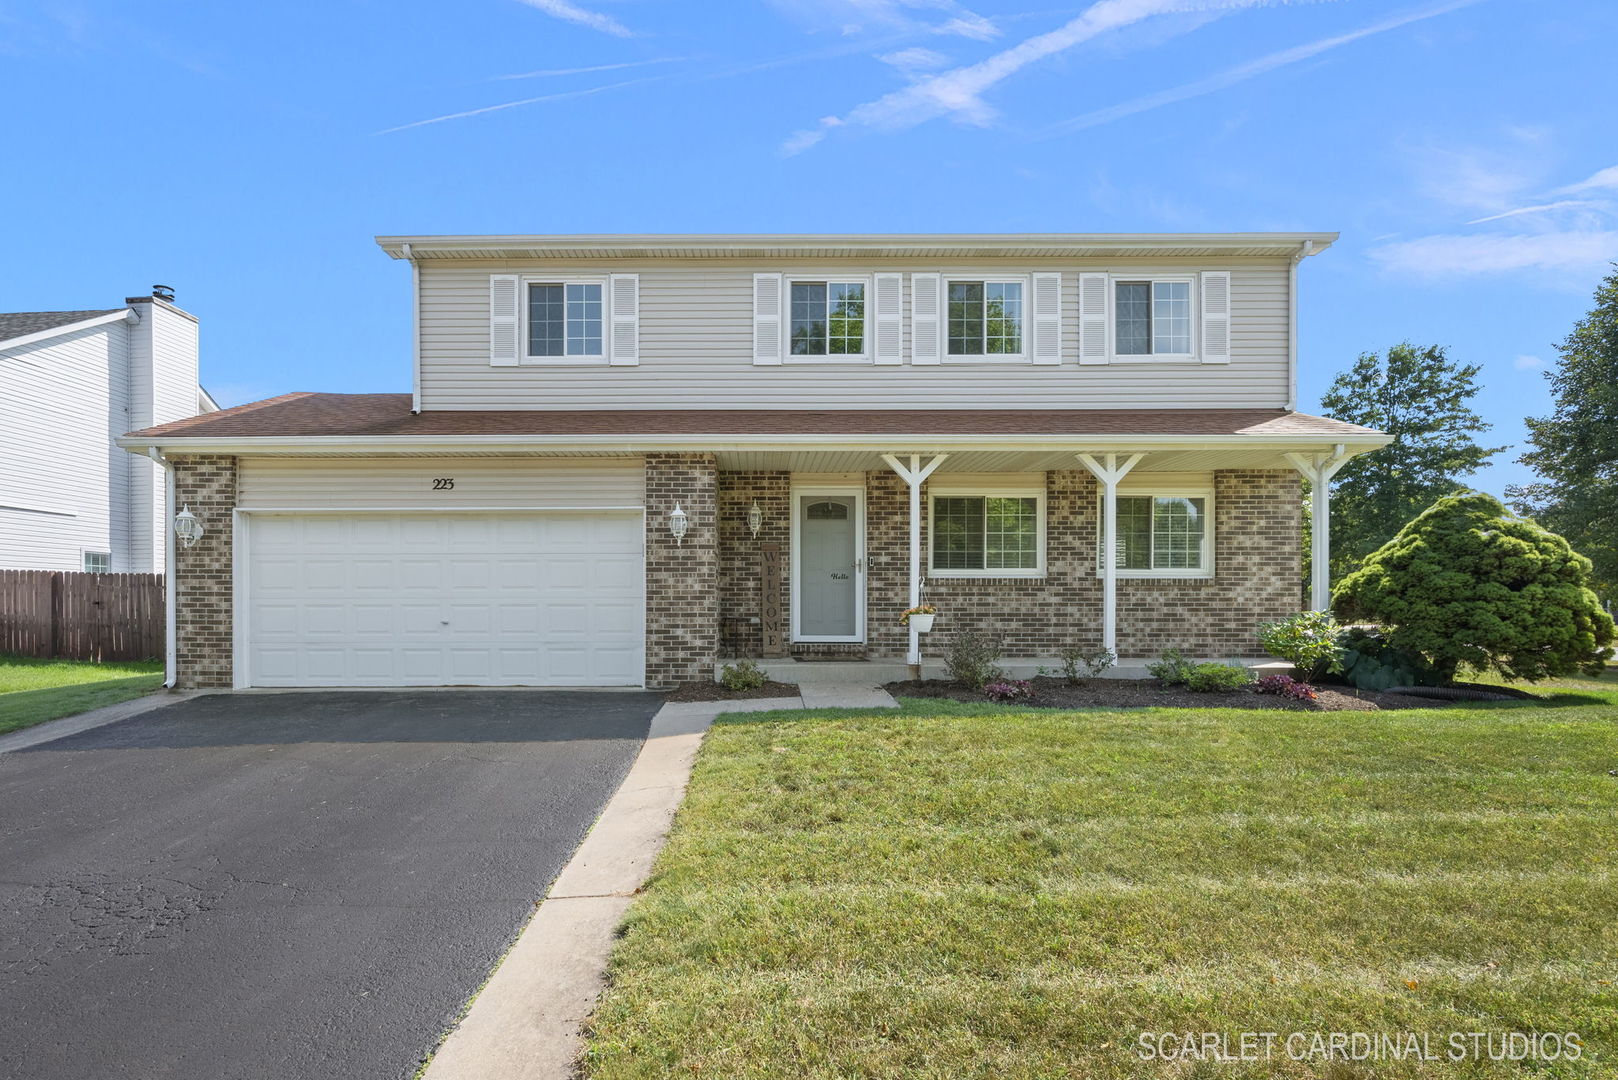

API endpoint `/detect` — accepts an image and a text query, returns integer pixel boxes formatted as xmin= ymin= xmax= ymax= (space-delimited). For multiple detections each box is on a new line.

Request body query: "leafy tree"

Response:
xmin=1334 ymin=492 xmax=1615 ymax=683
xmin=1319 ymin=344 xmax=1505 ymax=581
xmin=1507 ymin=266 xmax=1618 ymax=607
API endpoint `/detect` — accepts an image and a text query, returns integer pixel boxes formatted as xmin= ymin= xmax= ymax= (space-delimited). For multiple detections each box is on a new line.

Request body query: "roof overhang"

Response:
xmin=375 ymin=232 xmax=1339 ymax=262
xmin=0 ymin=309 xmax=131 ymax=352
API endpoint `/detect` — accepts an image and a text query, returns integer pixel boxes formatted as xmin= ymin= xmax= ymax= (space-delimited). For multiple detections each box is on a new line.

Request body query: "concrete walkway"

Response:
xmin=0 ymin=689 xmax=201 ymax=755
xmin=421 ymin=684 xmax=897 ymax=1080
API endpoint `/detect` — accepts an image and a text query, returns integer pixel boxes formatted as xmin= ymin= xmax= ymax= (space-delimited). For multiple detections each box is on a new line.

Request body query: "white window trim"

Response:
xmin=1109 ymin=273 xmax=1199 ymax=364
xmin=81 ymin=550 xmax=111 ymax=573
xmin=942 ymin=274 xmax=1031 ymax=364
xmin=520 ymin=275 xmax=609 ymax=365
xmin=783 ymin=275 xmax=874 ymax=364
xmin=1095 ymin=487 xmax=1216 ymax=579
xmin=928 ymin=485 xmax=1046 ymax=579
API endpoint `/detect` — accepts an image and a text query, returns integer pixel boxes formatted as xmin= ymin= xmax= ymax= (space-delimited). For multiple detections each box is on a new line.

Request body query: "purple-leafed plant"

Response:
xmin=984 ymin=679 xmax=1035 ymax=703
xmin=1253 ymin=674 xmax=1319 ymax=701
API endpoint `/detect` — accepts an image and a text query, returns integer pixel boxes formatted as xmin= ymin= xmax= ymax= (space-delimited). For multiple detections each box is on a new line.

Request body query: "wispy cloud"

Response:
xmin=770 ymin=0 xmax=1002 ymax=40
xmin=494 ymin=57 xmax=687 ymax=81
xmin=781 ymin=0 xmax=1320 ymax=156
xmin=1370 ymin=231 xmax=1618 ymax=277
xmin=1556 ymin=164 xmax=1618 ymax=195
xmin=1041 ymin=0 xmax=1480 ymax=137
xmin=1514 ymin=354 xmax=1545 ymax=371
xmin=1465 ymin=200 xmax=1600 ymax=225
xmin=513 ymin=0 xmax=633 ymax=38
xmin=377 ymin=76 xmax=661 ymax=134
xmin=877 ymin=46 xmax=951 ymax=74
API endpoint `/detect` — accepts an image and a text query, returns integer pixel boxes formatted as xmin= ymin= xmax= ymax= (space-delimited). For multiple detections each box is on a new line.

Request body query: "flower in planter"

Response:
xmin=899 ymin=604 xmax=937 ymax=626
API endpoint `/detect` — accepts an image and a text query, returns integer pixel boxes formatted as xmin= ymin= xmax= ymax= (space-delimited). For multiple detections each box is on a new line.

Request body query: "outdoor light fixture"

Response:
xmin=747 ymin=498 xmax=764 ymax=539
xmin=173 ymin=505 xmax=204 ymax=549
xmin=668 ymin=503 xmax=689 ymax=545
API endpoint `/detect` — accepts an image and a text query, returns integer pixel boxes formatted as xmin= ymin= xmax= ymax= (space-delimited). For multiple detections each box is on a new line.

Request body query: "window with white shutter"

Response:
xmin=1078 ymin=272 xmax=1109 ymax=365
xmin=872 ymin=272 xmax=902 ymax=365
xmin=1200 ymin=270 xmax=1230 ymax=364
xmin=1031 ymin=272 xmax=1062 ymax=365
xmin=609 ymin=273 xmax=639 ymax=366
xmin=910 ymin=272 xmax=942 ymax=365
xmin=489 ymin=274 xmax=520 ymax=367
xmin=752 ymin=273 xmax=784 ymax=365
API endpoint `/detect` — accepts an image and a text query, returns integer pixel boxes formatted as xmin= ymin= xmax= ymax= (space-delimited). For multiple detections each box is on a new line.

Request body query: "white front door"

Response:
xmin=242 ymin=510 xmax=644 ymax=687
xmin=793 ymin=491 xmax=863 ymax=642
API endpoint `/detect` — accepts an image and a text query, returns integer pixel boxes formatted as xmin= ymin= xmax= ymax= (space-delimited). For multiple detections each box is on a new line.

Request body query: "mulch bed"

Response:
xmin=663 ymin=680 xmax=801 ymax=703
xmin=882 ymin=676 xmax=1522 ymax=712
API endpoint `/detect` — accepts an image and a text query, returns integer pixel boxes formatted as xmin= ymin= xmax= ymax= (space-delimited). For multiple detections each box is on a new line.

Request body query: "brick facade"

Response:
xmin=644 ymin=453 xmax=719 ymax=689
xmin=172 ymin=454 xmax=237 ymax=689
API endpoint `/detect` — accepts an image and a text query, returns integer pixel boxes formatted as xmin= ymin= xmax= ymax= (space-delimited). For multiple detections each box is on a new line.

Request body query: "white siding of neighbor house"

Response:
xmin=0 ymin=321 xmax=132 ymax=572
xmin=131 ymin=302 xmax=200 ymax=572
xmin=415 ymin=258 xmax=1292 ymax=411
xmin=236 ymin=458 xmax=646 ymax=509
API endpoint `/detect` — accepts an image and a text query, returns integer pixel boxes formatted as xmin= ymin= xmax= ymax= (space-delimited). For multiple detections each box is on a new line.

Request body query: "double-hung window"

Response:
xmin=526 ymin=279 xmax=605 ymax=361
xmin=930 ymin=489 xmax=1044 ymax=577
xmin=789 ymin=280 xmax=867 ymax=359
xmin=1105 ymin=492 xmax=1212 ymax=576
xmin=946 ymin=278 xmax=1024 ymax=359
xmin=1114 ymin=277 xmax=1194 ymax=358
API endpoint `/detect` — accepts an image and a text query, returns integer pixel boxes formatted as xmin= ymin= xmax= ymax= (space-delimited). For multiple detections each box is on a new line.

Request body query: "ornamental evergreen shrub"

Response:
xmin=1333 ymin=492 xmax=1615 ymax=683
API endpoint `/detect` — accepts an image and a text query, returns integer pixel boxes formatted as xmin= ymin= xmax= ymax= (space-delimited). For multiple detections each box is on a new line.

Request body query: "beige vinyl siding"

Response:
xmin=417 ymin=258 xmax=1292 ymax=411
xmin=237 ymin=457 xmax=645 ymax=509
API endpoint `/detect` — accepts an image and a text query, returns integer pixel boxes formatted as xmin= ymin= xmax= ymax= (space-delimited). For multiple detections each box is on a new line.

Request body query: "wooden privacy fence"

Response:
xmin=0 ymin=570 xmax=165 ymax=662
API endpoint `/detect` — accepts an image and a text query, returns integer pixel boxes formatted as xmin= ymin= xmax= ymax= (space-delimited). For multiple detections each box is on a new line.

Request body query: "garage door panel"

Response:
xmin=246 ymin=511 xmax=644 ymax=687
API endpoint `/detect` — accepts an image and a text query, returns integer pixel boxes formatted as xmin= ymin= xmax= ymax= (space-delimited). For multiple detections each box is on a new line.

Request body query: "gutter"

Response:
xmin=146 ymin=448 xmax=178 ymax=689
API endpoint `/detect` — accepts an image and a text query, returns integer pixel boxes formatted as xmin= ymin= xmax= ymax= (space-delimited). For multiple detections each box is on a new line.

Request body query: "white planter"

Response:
xmin=908 ymin=613 xmax=936 ymax=633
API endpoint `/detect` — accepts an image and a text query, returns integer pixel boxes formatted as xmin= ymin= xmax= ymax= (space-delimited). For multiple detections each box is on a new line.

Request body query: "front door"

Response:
xmin=795 ymin=492 xmax=862 ymax=641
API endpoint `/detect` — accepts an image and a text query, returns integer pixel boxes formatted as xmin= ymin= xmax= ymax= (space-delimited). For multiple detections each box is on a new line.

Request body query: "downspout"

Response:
xmin=1287 ymin=240 xmax=1313 ymax=413
xmin=406 ymin=242 xmax=422 ymax=414
xmin=147 ymin=447 xmax=178 ymax=689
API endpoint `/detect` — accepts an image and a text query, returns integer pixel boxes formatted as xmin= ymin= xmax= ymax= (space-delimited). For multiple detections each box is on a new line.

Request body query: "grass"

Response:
xmin=584 ymin=690 xmax=1618 ymax=1078
xmin=0 ymin=653 xmax=164 ymax=735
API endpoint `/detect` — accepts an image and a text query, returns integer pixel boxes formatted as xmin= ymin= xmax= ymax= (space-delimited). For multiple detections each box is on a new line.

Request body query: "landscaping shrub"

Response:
xmin=719 ymin=659 xmax=767 ymax=692
xmin=1332 ymin=627 xmax=1431 ymax=691
xmin=1257 ymin=610 xmax=1344 ymax=680
xmin=1057 ymin=645 xmax=1116 ymax=684
xmin=984 ymin=679 xmax=1034 ymax=703
xmin=1334 ymin=492 xmax=1616 ymax=682
xmin=945 ymin=632 xmax=1005 ymax=690
xmin=1145 ymin=647 xmax=1195 ymax=685
xmin=1253 ymin=673 xmax=1318 ymax=701
xmin=1184 ymin=662 xmax=1254 ymax=693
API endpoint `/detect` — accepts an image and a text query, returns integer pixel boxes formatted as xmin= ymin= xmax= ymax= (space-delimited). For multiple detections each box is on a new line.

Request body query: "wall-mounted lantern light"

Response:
xmin=173 ymin=505 xmax=204 ymax=549
xmin=669 ymin=503 xmax=689 ymax=545
xmin=747 ymin=499 xmax=764 ymax=539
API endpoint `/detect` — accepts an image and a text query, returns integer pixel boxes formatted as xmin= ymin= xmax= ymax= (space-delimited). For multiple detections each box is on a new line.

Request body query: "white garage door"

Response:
xmin=244 ymin=511 xmax=644 ymax=688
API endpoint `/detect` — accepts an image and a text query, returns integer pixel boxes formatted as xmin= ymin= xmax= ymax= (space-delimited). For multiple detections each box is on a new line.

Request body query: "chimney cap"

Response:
xmin=152 ymin=284 xmax=175 ymax=302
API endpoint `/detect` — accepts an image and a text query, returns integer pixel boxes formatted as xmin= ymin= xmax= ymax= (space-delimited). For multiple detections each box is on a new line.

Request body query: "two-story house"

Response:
xmin=2 ymin=292 xmax=213 ymax=574
xmin=117 ymin=234 xmax=1389 ymax=691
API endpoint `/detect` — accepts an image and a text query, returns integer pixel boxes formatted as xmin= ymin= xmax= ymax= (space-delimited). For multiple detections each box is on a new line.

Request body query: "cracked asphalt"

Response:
xmin=0 ymin=690 xmax=657 ymax=1080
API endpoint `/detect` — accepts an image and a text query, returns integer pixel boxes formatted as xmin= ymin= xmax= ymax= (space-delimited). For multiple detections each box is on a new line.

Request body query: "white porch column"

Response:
xmin=1285 ymin=444 xmax=1351 ymax=611
xmin=1077 ymin=452 xmax=1144 ymax=655
xmin=882 ymin=453 xmax=948 ymax=673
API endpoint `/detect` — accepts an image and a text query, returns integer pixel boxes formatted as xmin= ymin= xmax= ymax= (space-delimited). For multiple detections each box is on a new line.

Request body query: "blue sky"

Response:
xmin=3 ymin=0 xmax=1614 ymax=495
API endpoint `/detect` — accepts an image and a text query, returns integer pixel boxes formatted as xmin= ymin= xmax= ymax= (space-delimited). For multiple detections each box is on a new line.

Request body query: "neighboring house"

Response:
xmin=118 ymin=234 xmax=1389 ymax=691
xmin=1 ymin=292 xmax=213 ymax=573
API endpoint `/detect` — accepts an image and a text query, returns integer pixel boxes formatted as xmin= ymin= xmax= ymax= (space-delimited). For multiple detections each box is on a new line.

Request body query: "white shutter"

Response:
xmin=1200 ymin=270 xmax=1231 ymax=364
xmin=752 ymin=273 xmax=783 ymax=365
xmin=608 ymin=273 xmax=640 ymax=366
xmin=910 ymin=272 xmax=942 ymax=365
xmin=489 ymin=274 xmax=520 ymax=367
xmin=872 ymin=273 xmax=902 ymax=365
xmin=1078 ymin=272 xmax=1109 ymax=365
xmin=1031 ymin=272 xmax=1062 ymax=365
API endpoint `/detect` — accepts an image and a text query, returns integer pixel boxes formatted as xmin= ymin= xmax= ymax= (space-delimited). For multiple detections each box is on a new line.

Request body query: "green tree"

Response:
xmin=1507 ymin=266 xmax=1618 ymax=607
xmin=1334 ymin=492 xmax=1615 ymax=683
xmin=1318 ymin=344 xmax=1505 ymax=581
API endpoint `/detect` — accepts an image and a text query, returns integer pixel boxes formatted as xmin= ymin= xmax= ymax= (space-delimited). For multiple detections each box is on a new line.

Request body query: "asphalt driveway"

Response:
xmin=0 ymin=690 xmax=658 ymax=1080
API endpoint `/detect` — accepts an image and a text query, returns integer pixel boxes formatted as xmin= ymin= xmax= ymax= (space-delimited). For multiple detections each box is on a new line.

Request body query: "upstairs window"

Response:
xmin=1115 ymin=279 xmax=1193 ymax=357
xmin=527 ymin=281 xmax=603 ymax=359
xmin=930 ymin=491 xmax=1044 ymax=577
xmin=1109 ymin=494 xmax=1210 ymax=574
xmin=790 ymin=281 xmax=866 ymax=358
xmin=947 ymin=279 xmax=1024 ymax=357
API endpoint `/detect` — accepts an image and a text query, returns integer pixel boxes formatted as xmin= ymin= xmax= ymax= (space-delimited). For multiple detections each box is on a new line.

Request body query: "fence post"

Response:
xmin=49 ymin=572 xmax=61 ymax=660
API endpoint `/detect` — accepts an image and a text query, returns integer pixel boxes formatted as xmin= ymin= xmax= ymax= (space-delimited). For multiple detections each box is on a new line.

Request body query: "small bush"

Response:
xmin=1253 ymin=674 xmax=1318 ymax=701
xmin=984 ymin=679 xmax=1034 ymax=703
xmin=1146 ymin=647 xmax=1195 ymax=686
xmin=1257 ymin=610 xmax=1344 ymax=679
xmin=1333 ymin=628 xmax=1430 ymax=691
xmin=1058 ymin=645 xmax=1116 ymax=683
xmin=945 ymin=632 xmax=1005 ymax=690
xmin=719 ymin=659 xmax=767 ymax=692
xmin=1184 ymin=662 xmax=1254 ymax=693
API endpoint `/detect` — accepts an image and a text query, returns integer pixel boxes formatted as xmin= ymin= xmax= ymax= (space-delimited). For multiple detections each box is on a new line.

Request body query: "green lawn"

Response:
xmin=0 ymin=654 xmax=164 ymax=736
xmin=585 ymin=688 xmax=1618 ymax=1078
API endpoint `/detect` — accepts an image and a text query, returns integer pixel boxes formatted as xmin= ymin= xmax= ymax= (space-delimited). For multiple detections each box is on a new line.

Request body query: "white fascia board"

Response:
xmin=0 ymin=309 xmax=130 ymax=352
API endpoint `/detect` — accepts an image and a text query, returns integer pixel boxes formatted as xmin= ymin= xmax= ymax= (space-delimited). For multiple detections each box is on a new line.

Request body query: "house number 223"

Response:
xmin=431 ymin=478 xmax=455 ymax=490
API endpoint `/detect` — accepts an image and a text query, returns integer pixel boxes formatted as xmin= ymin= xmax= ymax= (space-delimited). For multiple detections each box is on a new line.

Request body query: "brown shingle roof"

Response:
xmin=123 ymin=393 xmax=1383 ymax=442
